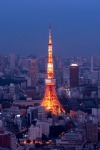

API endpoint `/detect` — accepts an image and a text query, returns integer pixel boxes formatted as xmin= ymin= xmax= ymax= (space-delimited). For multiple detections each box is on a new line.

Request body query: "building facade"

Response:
xmin=70 ymin=64 xmax=79 ymax=88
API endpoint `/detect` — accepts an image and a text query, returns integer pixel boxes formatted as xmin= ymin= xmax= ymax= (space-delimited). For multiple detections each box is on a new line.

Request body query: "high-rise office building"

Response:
xmin=70 ymin=64 xmax=79 ymax=88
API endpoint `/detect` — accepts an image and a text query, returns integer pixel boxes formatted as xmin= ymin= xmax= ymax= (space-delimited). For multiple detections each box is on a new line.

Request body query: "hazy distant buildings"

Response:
xmin=54 ymin=57 xmax=63 ymax=87
xmin=91 ymin=56 xmax=94 ymax=72
xmin=9 ymin=54 xmax=15 ymax=70
xmin=70 ymin=64 xmax=79 ymax=88
xmin=63 ymin=68 xmax=69 ymax=84
xmin=29 ymin=58 xmax=38 ymax=86
xmin=0 ymin=56 xmax=7 ymax=73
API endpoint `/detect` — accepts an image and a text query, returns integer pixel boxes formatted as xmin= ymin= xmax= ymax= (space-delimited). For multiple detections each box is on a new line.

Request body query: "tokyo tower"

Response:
xmin=41 ymin=26 xmax=65 ymax=115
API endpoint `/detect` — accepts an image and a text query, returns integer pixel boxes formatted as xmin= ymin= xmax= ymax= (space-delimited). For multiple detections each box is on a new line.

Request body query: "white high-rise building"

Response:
xmin=27 ymin=106 xmax=46 ymax=125
xmin=37 ymin=121 xmax=50 ymax=137
xmin=28 ymin=124 xmax=42 ymax=140
xmin=15 ymin=117 xmax=22 ymax=131
xmin=9 ymin=83 xmax=15 ymax=96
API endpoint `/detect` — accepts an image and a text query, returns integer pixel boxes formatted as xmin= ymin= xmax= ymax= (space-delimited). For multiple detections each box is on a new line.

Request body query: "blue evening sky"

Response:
xmin=0 ymin=0 xmax=100 ymax=56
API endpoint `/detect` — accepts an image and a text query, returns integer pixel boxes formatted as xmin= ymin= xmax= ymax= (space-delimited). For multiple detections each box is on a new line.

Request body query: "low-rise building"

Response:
xmin=0 ymin=130 xmax=18 ymax=150
xmin=56 ymin=132 xmax=83 ymax=146
xmin=86 ymin=121 xmax=98 ymax=143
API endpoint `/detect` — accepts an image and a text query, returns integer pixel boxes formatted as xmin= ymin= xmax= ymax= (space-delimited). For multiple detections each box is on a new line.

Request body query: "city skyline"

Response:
xmin=0 ymin=0 xmax=100 ymax=56
xmin=1 ymin=1 xmax=100 ymax=149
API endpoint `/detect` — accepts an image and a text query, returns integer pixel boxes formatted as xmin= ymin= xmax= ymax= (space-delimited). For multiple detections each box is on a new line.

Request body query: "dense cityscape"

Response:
xmin=0 ymin=27 xmax=100 ymax=150
xmin=0 ymin=1 xmax=100 ymax=149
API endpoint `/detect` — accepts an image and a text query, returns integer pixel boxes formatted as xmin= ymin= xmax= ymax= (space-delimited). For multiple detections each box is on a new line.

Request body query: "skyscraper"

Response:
xmin=41 ymin=26 xmax=65 ymax=115
xmin=70 ymin=64 xmax=79 ymax=88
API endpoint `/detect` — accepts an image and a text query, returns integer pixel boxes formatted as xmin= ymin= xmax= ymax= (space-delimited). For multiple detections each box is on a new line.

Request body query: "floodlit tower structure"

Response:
xmin=41 ymin=26 xmax=65 ymax=115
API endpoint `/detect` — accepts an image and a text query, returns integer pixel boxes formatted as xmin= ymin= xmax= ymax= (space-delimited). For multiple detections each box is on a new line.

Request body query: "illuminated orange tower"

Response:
xmin=41 ymin=26 xmax=65 ymax=115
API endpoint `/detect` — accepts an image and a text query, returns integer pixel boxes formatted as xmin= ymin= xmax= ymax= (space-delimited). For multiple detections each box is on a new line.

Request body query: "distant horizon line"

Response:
xmin=0 ymin=53 xmax=100 ymax=58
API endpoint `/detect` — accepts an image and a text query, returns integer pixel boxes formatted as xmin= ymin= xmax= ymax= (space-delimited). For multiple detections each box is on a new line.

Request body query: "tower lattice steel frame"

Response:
xmin=41 ymin=26 xmax=65 ymax=115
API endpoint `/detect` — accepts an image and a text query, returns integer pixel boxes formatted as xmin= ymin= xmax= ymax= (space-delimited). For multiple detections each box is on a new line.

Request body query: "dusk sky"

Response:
xmin=0 ymin=0 xmax=100 ymax=56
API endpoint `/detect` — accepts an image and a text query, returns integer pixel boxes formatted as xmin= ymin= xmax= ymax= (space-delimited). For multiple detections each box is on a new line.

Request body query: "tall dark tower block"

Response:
xmin=70 ymin=64 xmax=79 ymax=88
